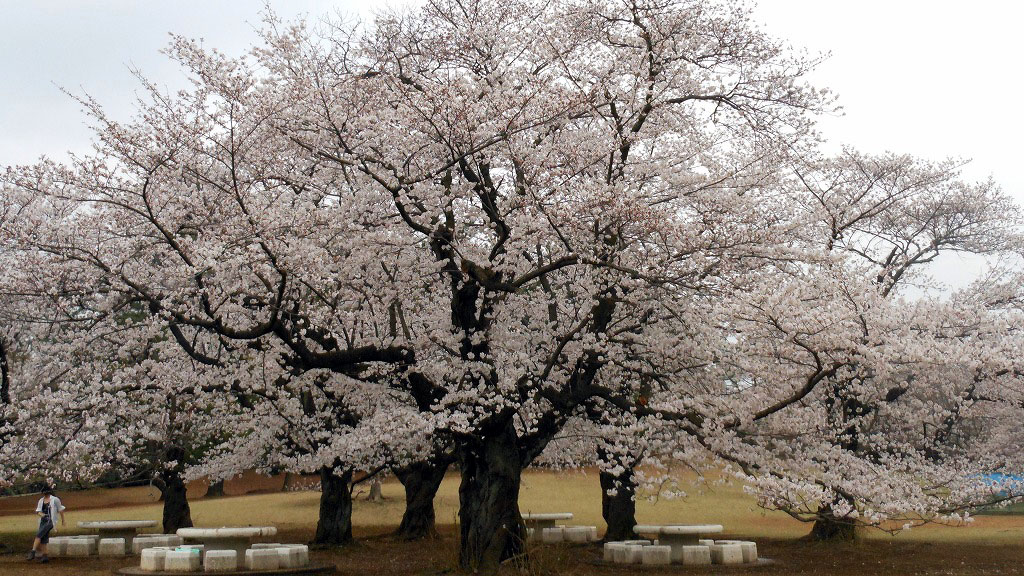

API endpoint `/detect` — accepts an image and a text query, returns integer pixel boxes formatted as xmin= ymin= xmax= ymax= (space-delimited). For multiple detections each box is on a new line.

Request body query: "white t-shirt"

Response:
xmin=35 ymin=495 xmax=64 ymax=525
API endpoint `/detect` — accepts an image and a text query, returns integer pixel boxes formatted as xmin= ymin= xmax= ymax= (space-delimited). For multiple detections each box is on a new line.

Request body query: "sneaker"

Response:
xmin=37 ymin=555 xmax=49 ymax=563
xmin=25 ymin=550 xmax=36 ymax=561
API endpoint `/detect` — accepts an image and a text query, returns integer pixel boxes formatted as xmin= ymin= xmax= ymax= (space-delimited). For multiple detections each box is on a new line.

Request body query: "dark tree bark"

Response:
xmin=314 ymin=466 xmax=353 ymax=545
xmin=599 ymin=455 xmax=637 ymax=541
xmin=0 ymin=336 xmax=10 ymax=406
xmin=808 ymin=501 xmax=857 ymax=541
xmin=394 ymin=458 xmax=450 ymax=540
xmin=458 ymin=420 xmax=526 ymax=575
xmin=206 ymin=478 xmax=225 ymax=498
xmin=159 ymin=468 xmax=193 ymax=534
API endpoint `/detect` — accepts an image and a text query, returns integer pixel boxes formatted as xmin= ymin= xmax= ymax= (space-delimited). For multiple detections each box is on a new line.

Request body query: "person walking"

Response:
xmin=27 ymin=486 xmax=65 ymax=563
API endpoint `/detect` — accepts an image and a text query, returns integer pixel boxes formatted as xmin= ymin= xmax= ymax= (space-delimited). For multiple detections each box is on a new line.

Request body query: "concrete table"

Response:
xmin=78 ymin=520 xmax=157 ymax=548
xmin=521 ymin=513 xmax=573 ymax=531
xmin=633 ymin=524 xmax=723 ymax=562
xmin=177 ymin=526 xmax=278 ymax=558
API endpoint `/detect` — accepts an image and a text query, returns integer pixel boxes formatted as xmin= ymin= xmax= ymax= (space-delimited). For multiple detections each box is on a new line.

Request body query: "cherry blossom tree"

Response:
xmin=7 ymin=0 xmax=1023 ymax=572
xmin=713 ymin=151 xmax=1024 ymax=540
xmin=264 ymin=0 xmax=832 ymax=569
xmin=4 ymin=0 xmax=834 ymax=570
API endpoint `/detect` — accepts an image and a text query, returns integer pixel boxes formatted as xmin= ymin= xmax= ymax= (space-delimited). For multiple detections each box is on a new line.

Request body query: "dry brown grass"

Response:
xmin=2 ymin=469 xmax=1023 ymax=575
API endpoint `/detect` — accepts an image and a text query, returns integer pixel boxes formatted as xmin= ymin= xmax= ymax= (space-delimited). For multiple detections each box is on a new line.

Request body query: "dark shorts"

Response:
xmin=36 ymin=519 xmax=53 ymax=543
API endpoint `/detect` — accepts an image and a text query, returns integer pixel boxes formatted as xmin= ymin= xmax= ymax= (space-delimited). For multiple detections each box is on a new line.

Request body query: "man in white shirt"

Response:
xmin=27 ymin=486 xmax=65 ymax=563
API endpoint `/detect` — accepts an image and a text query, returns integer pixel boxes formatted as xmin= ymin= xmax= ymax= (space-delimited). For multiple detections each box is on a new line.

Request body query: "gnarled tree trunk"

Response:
xmin=599 ymin=455 xmax=637 ymax=541
xmin=159 ymin=468 xmax=193 ymax=534
xmin=808 ymin=500 xmax=857 ymax=541
xmin=394 ymin=458 xmax=449 ymax=540
xmin=458 ymin=420 xmax=526 ymax=575
xmin=206 ymin=478 xmax=225 ymax=498
xmin=314 ymin=466 xmax=353 ymax=545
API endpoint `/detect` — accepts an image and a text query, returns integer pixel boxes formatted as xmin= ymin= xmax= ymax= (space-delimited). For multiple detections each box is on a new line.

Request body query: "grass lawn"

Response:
xmin=2 ymin=468 xmax=1023 ymax=575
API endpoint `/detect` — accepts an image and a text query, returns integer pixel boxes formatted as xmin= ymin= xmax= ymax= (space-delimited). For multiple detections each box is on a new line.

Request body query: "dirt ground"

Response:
xmin=3 ymin=526 xmax=1024 ymax=576
xmin=3 ymin=469 xmax=1024 ymax=575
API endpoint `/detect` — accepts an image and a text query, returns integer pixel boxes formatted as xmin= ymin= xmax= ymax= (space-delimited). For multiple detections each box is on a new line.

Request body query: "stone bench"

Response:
xmin=132 ymin=534 xmax=180 ymax=554
xmin=563 ymin=526 xmax=598 ymax=543
xmin=276 ymin=546 xmax=303 ymax=568
xmin=715 ymin=540 xmax=758 ymax=563
xmin=66 ymin=537 xmax=97 ymax=557
xmin=613 ymin=543 xmax=644 ymax=564
xmin=99 ymin=537 xmax=127 ymax=556
xmin=283 ymin=545 xmax=310 ymax=567
xmin=140 ymin=548 xmax=168 ymax=572
xmin=48 ymin=537 xmax=69 ymax=557
xmin=51 ymin=535 xmax=100 ymax=557
xmin=541 ymin=527 xmax=564 ymax=543
xmin=165 ymin=548 xmax=202 ymax=572
xmin=603 ymin=542 xmax=624 ymax=561
xmin=641 ymin=545 xmax=672 ymax=565
xmin=680 ymin=544 xmax=712 ymax=565
xmin=710 ymin=542 xmax=744 ymax=565
xmin=245 ymin=549 xmax=280 ymax=571
xmin=204 ymin=549 xmax=238 ymax=573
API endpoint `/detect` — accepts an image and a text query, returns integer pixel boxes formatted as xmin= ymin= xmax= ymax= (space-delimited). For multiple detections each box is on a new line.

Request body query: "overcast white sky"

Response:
xmin=2 ymin=0 xmax=1021 ymax=287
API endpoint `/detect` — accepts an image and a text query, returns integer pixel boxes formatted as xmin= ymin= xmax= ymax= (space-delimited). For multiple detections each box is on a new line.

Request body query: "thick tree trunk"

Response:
xmin=206 ymin=478 xmax=225 ymax=498
xmin=808 ymin=502 xmax=857 ymax=541
xmin=394 ymin=459 xmax=449 ymax=540
xmin=314 ymin=466 xmax=353 ymax=546
xmin=368 ymin=478 xmax=383 ymax=502
xmin=600 ymin=465 xmax=637 ymax=542
xmin=0 ymin=336 xmax=11 ymax=405
xmin=458 ymin=421 xmax=526 ymax=575
xmin=160 ymin=469 xmax=193 ymax=534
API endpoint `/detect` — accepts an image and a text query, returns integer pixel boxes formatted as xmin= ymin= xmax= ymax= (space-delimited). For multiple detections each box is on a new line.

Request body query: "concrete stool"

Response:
xmin=48 ymin=537 xmax=68 ymax=557
xmin=251 ymin=543 xmax=283 ymax=549
xmin=66 ymin=538 xmax=96 ymax=556
xmin=613 ymin=544 xmax=644 ymax=564
xmin=277 ymin=547 xmax=303 ymax=568
xmin=641 ymin=545 xmax=672 ymax=565
xmin=245 ymin=549 xmax=281 ymax=571
xmin=679 ymin=545 xmax=712 ymax=565
xmin=284 ymin=544 xmax=310 ymax=566
xmin=161 ymin=535 xmax=184 ymax=547
xmin=99 ymin=538 xmax=127 ymax=556
xmin=564 ymin=526 xmax=590 ymax=543
xmin=603 ymin=542 xmax=625 ymax=562
xmin=141 ymin=548 xmax=168 ymax=572
xmin=165 ymin=549 xmax=201 ymax=572
xmin=710 ymin=543 xmax=744 ymax=565
xmin=698 ymin=538 xmax=715 ymax=546
xmin=714 ymin=540 xmax=756 ymax=562
xmin=526 ymin=528 xmax=536 ymax=541
xmin=204 ymin=550 xmax=238 ymax=573
xmin=541 ymin=527 xmax=564 ymax=543
xmin=179 ymin=545 xmax=206 ymax=552
xmin=133 ymin=536 xmax=162 ymax=555
xmin=622 ymin=539 xmax=651 ymax=546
